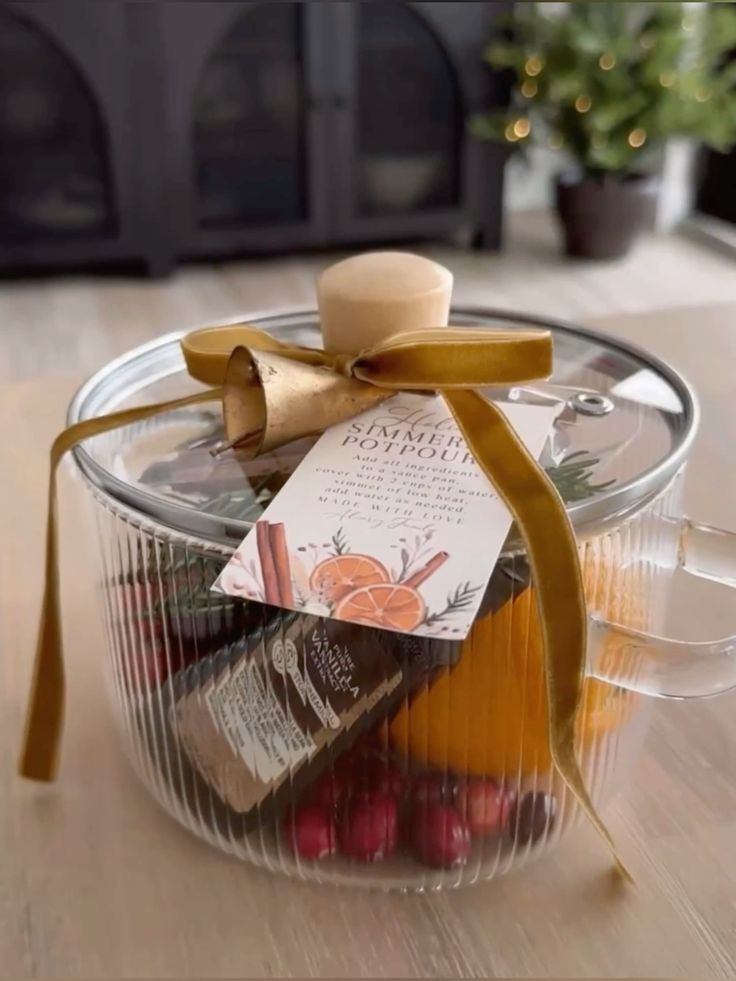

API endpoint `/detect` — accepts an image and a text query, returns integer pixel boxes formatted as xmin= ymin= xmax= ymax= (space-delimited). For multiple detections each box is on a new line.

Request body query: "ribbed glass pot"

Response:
xmin=87 ymin=474 xmax=680 ymax=889
xmin=69 ymin=309 xmax=736 ymax=890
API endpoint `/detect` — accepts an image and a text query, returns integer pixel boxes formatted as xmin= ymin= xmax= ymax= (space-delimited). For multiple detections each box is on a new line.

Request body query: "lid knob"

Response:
xmin=317 ymin=251 xmax=453 ymax=355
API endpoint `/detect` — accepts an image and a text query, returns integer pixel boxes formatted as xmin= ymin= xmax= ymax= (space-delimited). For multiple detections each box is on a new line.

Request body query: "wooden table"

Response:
xmin=2 ymin=305 xmax=736 ymax=979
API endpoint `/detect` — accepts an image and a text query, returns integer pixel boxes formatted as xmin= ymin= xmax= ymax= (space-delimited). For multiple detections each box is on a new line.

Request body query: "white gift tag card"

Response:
xmin=214 ymin=393 xmax=559 ymax=640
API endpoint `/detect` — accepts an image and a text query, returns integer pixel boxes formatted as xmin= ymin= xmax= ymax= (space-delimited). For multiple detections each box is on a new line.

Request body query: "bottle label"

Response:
xmin=175 ymin=616 xmax=402 ymax=807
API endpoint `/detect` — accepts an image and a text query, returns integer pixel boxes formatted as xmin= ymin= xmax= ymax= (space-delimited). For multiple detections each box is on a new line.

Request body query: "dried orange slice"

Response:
xmin=309 ymin=554 xmax=390 ymax=605
xmin=334 ymin=583 xmax=426 ymax=631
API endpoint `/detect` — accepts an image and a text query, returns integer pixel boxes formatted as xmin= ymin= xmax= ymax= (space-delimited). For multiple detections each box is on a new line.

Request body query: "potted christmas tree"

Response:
xmin=473 ymin=2 xmax=736 ymax=259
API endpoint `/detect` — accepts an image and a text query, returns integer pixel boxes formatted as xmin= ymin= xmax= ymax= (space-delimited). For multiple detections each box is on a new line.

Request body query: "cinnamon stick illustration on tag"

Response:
xmin=256 ymin=521 xmax=295 ymax=607
xmin=221 ymin=515 xmax=481 ymax=638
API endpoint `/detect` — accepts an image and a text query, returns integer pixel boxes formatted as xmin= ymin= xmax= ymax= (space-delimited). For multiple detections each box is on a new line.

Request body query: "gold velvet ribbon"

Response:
xmin=19 ymin=322 xmax=628 ymax=879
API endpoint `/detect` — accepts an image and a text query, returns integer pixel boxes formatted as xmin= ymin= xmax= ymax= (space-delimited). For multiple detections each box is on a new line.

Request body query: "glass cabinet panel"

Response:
xmin=193 ymin=3 xmax=307 ymax=228
xmin=356 ymin=3 xmax=462 ymax=217
xmin=0 ymin=8 xmax=114 ymax=243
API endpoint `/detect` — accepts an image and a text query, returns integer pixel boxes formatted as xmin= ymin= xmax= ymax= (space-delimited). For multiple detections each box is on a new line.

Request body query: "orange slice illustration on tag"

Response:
xmin=310 ymin=554 xmax=389 ymax=604
xmin=334 ymin=583 xmax=426 ymax=631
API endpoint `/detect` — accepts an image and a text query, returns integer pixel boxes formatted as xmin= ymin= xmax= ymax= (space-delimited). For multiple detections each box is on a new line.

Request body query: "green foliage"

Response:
xmin=472 ymin=2 xmax=736 ymax=175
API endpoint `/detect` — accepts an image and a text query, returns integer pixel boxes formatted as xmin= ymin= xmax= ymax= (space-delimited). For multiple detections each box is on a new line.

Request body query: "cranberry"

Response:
xmin=334 ymin=751 xmax=400 ymax=797
xmin=118 ymin=585 xmax=168 ymax=691
xmin=339 ymin=790 xmax=399 ymax=862
xmin=456 ymin=778 xmax=515 ymax=838
xmin=125 ymin=630 xmax=167 ymax=692
xmin=282 ymin=805 xmax=337 ymax=860
xmin=363 ymin=756 xmax=407 ymax=800
xmin=411 ymin=804 xmax=471 ymax=869
xmin=305 ymin=767 xmax=348 ymax=812
xmin=333 ymin=746 xmax=364 ymax=783
xmin=512 ymin=791 xmax=557 ymax=845
xmin=411 ymin=771 xmax=455 ymax=808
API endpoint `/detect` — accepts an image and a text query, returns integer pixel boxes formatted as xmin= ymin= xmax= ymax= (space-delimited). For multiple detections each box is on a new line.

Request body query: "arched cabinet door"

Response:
xmin=159 ymin=1 xmax=331 ymax=257
xmin=0 ymin=2 xmax=139 ymax=269
xmin=326 ymin=1 xmax=508 ymax=243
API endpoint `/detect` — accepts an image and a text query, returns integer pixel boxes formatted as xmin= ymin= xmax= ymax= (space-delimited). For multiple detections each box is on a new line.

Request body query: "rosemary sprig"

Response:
xmin=546 ymin=450 xmax=615 ymax=503
xmin=125 ymin=544 xmax=233 ymax=621
xmin=398 ymin=548 xmax=412 ymax=583
xmin=331 ymin=527 xmax=349 ymax=556
xmin=424 ymin=581 xmax=482 ymax=627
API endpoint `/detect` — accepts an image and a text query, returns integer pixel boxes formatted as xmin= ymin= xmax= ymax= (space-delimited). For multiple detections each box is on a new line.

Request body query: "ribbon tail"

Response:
xmin=19 ymin=387 xmax=222 ymax=781
xmin=443 ymin=389 xmax=631 ymax=883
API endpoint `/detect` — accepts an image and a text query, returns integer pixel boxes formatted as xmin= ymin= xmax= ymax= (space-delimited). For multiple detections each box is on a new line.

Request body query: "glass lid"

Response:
xmin=69 ymin=308 xmax=698 ymax=544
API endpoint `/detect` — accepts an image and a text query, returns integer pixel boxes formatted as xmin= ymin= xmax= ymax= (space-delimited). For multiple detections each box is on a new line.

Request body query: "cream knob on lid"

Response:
xmin=317 ymin=251 xmax=453 ymax=355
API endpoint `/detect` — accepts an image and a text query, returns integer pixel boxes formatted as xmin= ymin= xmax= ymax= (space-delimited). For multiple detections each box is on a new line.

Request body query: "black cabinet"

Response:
xmin=0 ymin=1 xmax=509 ymax=276
xmin=0 ymin=2 xmax=141 ymax=269
xmin=329 ymin=2 xmax=501 ymax=242
xmin=158 ymin=1 xmax=331 ymax=261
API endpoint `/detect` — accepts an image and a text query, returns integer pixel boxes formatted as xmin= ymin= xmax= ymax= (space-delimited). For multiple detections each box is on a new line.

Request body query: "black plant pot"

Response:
xmin=555 ymin=173 xmax=658 ymax=260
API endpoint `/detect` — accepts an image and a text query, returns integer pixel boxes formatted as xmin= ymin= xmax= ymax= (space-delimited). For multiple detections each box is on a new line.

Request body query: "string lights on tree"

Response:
xmin=472 ymin=2 xmax=736 ymax=175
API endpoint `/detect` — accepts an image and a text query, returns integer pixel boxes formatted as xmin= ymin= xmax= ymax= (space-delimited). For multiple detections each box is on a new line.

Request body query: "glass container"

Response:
xmin=67 ymin=308 xmax=736 ymax=889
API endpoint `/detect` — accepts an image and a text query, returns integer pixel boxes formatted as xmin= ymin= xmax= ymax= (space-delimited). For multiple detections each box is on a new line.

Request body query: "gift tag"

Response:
xmin=214 ymin=393 xmax=560 ymax=640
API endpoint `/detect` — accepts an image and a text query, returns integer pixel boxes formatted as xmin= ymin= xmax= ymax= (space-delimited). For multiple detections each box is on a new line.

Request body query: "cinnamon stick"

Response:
xmin=268 ymin=523 xmax=295 ymax=607
xmin=403 ymin=551 xmax=449 ymax=589
xmin=256 ymin=521 xmax=281 ymax=605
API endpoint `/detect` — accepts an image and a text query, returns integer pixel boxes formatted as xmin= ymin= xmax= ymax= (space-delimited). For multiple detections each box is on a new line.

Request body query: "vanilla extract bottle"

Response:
xmin=171 ymin=558 xmax=529 ymax=828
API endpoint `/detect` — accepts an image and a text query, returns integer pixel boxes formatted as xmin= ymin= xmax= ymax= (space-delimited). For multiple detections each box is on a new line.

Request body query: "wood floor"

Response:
xmin=1 ymin=211 xmax=735 ymax=384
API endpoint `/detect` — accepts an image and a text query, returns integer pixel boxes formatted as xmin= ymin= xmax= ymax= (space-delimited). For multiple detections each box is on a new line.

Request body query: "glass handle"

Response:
xmin=588 ymin=518 xmax=736 ymax=699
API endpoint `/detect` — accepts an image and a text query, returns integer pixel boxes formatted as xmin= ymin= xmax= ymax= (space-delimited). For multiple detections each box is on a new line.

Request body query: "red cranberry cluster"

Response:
xmin=281 ymin=739 xmax=530 ymax=870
